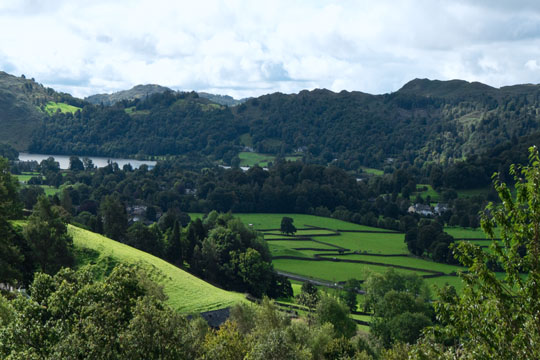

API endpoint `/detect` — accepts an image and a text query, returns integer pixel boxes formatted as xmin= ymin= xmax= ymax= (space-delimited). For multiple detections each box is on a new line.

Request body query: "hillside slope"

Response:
xmin=85 ymin=84 xmax=171 ymax=105
xmin=70 ymin=225 xmax=246 ymax=313
xmin=0 ymin=72 xmax=50 ymax=150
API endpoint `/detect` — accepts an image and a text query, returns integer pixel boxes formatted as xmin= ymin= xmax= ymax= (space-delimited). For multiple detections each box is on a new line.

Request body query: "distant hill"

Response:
xmin=0 ymin=72 xmax=85 ymax=150
xmin=85 ymin=84 xmax=172 ymax=105
xmin=198 ymin=92 xmax=248 ymax=106
xmin=70 ymin=225 xmax=246 ymax=313
xmin=85 ymin=84 xmax=247 ymax=107
xmin=2 ymin=69 xmax=540 ymax=169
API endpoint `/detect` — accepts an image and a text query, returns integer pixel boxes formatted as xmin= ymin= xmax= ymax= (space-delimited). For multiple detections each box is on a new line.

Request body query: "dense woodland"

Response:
xmin=7 ymin=74 xmax=535 ymax=172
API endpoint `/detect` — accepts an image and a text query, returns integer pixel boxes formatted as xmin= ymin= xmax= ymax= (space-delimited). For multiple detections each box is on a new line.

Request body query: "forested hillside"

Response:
xmin=2 ymin=71 xmax=540 ymax=170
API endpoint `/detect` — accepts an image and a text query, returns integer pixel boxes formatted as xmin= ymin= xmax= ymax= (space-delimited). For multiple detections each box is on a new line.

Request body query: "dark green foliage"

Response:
xmin=165 ymin=220 xmax=183 ymax=266
xmin=126 ymin=222 xmax=163 ymax=258
xmin=19 ymin=76 xmax=540 ymax=172
xmin=23 ymin=196 xmax=74 ymax=275
xmin=0 ymin=143 xmax=18 ymax=160
xmin=0 ymin=157 xmax=21 ymax=219
xmin=0 ymin=266 xmax=202 ymax=360
xmin=189 ymin=212 xmax=287 ymax=298
xmin=405 ymin=220 xmax=457 ymax=264
xmin=280 ymin=216 xmax=297 ymax=235
xmin=364 ymin=269 xmax=432 ymax=348
xmin=340 ymin=278 xmax=361 ymax=311
xmin=296 ymin=282 xmax=320 ymax=311
xmin=413 ymin=148 xmax=540 ymax=358
xmin=315 ymin=295 xmax=357 ymax=339
xmin=19 ymin=185 xmax=44 ymax=210
xmin=68 ymin=156 xmax=84 ymax=172
xmin=0 ymin=218 xmax=24 ymax=284
xmin=100 ymin=195 xmax=127 ymax=241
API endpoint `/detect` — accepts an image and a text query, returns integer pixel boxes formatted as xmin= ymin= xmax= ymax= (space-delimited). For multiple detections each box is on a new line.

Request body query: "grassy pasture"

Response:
xmin=70 ymin=225 xmax=246 ymax=313
xmin=445 ymin=226 xmax=500 ymax=239
xmin=44 ymin=101 xmax=81 ymax=115
xmin=190 ymin=213 xmax=504 ymax=299
xmin=238 ymin=152 xmax=274 ymax=167
xmin=414 ymin=184 xmax=440 ymax=202
xmin=14 ymin=173 xmax=39 ymax=183
xmin=231 ymin=213 xmax=392 ymax=231
xmin=360 ymin=166 xmax=383 ymax=176
xmin=272 ymin=258 xmax=432 ymax=282
xmin=238 ymin=151 xmax=301 ymax=167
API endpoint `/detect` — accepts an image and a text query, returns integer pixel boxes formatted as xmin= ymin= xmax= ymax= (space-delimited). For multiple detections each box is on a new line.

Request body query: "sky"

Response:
xmin=1 ymin=0 xmax=539 ymax=99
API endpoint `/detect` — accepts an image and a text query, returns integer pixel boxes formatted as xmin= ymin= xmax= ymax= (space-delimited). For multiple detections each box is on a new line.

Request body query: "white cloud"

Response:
xmin=0 ymin=0 xmax=539 ymax=98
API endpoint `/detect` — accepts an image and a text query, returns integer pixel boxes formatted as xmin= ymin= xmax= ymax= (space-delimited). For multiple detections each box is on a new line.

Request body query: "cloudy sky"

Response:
xmin=1 ymin=0 xmax=539 ymax=99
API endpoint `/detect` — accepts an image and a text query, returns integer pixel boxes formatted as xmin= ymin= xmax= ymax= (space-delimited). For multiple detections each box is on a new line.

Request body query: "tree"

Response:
xmin=280 ymin=216 xmax=297 ymax=235
xmin=100 ymin=195 xmax=127 ymax=241
xmin=69 ymin=156 xmax=84 ymax=172
xmin=126 ymin=222 xmax=164 ymax=257
xmin=165 ymin=220 xmax=182 ymax=266
xmin=340 ymin=278 xmax=361 ymax=312
xmin=296 ymin=281 xmax=320 ymax=317
xmin=315 ymin=294 xmax=357 ymax=339
xmin=363 ymin=269 xmax=432 ymax=348
xmin=414 ymin=147 xmax=540 ymax=359
xmin=23 ymin=196 xmax=74 ymax=275
xmin=0 ymin=157 xmax=21 ymax=219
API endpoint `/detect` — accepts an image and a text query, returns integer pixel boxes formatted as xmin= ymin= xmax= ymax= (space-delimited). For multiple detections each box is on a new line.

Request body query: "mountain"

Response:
xmin=0 ymin=72 xmax=86 ymax=150
xmin=397 ymin=78 xmax=498 ymax=99
xmin=2 ymin=70 xmax=540 ymax=169
xmin=85 ymin=84 xmax=172 ymax=105
xmin=0 ymin=72 xmax=48 ymax=150
xmin=85 ymin=84 xmax=247 ymax=107
xmin=197 ymin=92 xmax=248 ymax=106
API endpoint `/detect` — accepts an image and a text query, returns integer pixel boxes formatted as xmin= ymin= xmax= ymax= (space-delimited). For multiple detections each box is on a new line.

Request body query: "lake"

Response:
xmin=18 ymin=153 xmax=156 ymax=170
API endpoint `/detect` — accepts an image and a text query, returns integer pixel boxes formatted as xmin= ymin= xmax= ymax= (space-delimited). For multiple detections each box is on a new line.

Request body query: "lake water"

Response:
xmin=18 ymin=153 xmax=156 ymax=170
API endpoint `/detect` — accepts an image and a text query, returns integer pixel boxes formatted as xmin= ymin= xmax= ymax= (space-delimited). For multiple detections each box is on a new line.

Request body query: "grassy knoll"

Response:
xmin=70 ymin=225 xmax=246 ymax=313
xmin=44 ymin=101 xmax=81 ymax=115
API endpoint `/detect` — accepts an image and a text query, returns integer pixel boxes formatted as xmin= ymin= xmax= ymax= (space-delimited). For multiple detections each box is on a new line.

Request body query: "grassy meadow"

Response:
xmin=70 ymin=225 xmax=246 ymax=313
xmin=215 ymin=213 xmax=502 ymax=297
xmin=44 ymin=101 xmax=81 ymax=115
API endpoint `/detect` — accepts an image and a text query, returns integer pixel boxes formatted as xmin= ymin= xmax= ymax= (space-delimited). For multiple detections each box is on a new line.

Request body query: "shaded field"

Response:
xmin=70 ymin=225 xmax=246 ymax=314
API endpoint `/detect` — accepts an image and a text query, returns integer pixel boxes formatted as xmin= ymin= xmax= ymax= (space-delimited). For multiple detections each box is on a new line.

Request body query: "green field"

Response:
xmin=70 ymin=225 xmax=246 ymax=313
xmin=444 ymin=226 xmax=500 ymax=239
xmin=238 ymin=152 xmax=301 ymax=167
xmin=360 ymin=166 xmax=383 ymax=176
xmin=14 ymin=172 xmax=40 ymax=183
xmin=414 ymin=184 xmax=440 ymax=202
xmin=272 ymin=258 xmax=432 ymax=282
xmin=231 ymin=213 xmax=393 ymax=232
xmin=44 ymin=101 xmax=81 ymax=115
